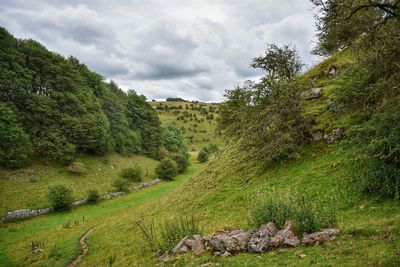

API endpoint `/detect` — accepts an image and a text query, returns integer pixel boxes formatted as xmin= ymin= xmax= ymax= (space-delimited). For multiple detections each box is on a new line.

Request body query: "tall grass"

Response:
xmin=249 ymin=193 xmax=337 ymax=235
xmin=136 ymin=216 xmax=202 ymax=252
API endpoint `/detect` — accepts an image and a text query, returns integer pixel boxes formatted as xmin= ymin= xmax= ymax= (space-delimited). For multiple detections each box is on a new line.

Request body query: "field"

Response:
xmin=0 ymin=154 xmax=158 ymax=217
xmin=149 ymin=101 xmax=222 ymax=151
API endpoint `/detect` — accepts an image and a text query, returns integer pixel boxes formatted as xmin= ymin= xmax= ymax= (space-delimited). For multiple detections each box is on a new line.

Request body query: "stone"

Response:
xmin=159 ymin=251 xmax=174 ymax=263
xmin=275 ymin=222 xmax=300 ymax=248
xmin=208 ymin=229 xmax=253 ymax=254
xmin=221 ymin=251 xmax=231 ymax=257
xmin=324 ymin=128 xmax=344 ymax=143
xmin=302 ymin=87 xmax=322 ymax=100
xmin=302 ymin=228 xmax=340 ymax=246
xmin=172 ymin=236 xmax=189 ymax=254
xmin=311 ymin=131 xmax=324 ymax=142
xmin=247 ymin=222 xmax=278 ymax=253
xmin=185 ymin=239 xmax=206 ymax=255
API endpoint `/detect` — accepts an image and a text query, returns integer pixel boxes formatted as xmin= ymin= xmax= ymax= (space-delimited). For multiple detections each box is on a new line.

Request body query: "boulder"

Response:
xmin=185 ymin=238 xmax=206 ymax=255
xmin=311 ymin=131 xmax=324 ymax=142
xmin=172 ymin=236 xmax=189 ymax=254
xmin=247 ymin=222 xmax=277 ymax=252
xmin=274 ymin=222 xmax=300 ymax=248
xmin=208 ymin=229 xmax=253 ymax=254
xmin=302 ymin=228 xmax=340 ymax=246
xmin=302 ymin=87 xmax=322 ymax=100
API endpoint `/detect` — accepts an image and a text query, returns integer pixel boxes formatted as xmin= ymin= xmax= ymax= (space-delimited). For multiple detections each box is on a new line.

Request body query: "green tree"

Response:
xmin=162 ymin=123 xmax=188 ymax=157
xmin=47 ymin=184 xmax=74 ymax=211
xmin=155 ymin=159 xmax=177 ymax=180
xmin=0 ymin=102 xmax=32 ymax=167
xmin=170 ymin=153 xmax=189 ymax=173
xmin=197 ymin=149 xmax=209 ymax=163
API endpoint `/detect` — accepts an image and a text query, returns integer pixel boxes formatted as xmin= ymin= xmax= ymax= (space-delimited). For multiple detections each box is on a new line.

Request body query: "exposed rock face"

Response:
xmin=324 ymin=128 xmax=344 ymax=143
xmin=311 ymin=131 xmax=324 ymax=142
xmin=247 ymin=223 xmax=277 ymax=252
xmin=302 ymin=228 xmax=340 ymax=246
xmin=302 ymin=87 xmax=322 ymax=100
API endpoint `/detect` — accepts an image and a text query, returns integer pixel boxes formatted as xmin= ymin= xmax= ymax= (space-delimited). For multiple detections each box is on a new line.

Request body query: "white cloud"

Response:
xmin=0 ymin=0 xmax=317 ymax=102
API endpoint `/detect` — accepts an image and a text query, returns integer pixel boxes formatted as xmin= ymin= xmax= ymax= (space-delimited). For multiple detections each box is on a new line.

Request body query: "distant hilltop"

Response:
xmin=166 ymin=97 xmax=186 ymax=102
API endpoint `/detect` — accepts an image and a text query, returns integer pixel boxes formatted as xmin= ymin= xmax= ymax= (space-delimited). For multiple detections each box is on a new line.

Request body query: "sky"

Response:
xmin=0 ymin=0 xmax=318 ymax=102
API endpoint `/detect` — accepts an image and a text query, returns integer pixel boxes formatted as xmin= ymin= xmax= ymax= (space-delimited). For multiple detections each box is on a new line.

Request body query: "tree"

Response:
xmin=155 ymin=159 xmax=177 ymax=180
xmin=197 ymin=149 xmax=209 ymax=163
xmin=170 ymin=153 xmax=189 ymax=173
xmin=0 ymin=102 xmax=32 ymax=167
xmin=47 ymin=184 xmax=73 ymax=211
xmin=162 ymin=123 xmax=188 ymax=157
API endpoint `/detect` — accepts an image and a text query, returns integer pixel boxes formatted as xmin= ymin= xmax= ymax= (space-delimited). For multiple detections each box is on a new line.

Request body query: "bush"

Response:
xmin=47 ymin=184 xmax=73 ymax=211
xmin=155 ymin=159 xmax=177 ymax=180
xmin=170 ymin=153 xmax=188 ymax=173
xmin=120 ymin=165 xmax=142 ymax=182
xmin=87 ymin=189 xmax=100 ymax=204
xmin=112 ymin=178 xmax=130 ymax=192
xmin=249 ymin=193 xmax=336 ymax=235
xmin=197 ymin=149 xmax=208 ymax=163
xmin=66 ymin=161 xmax=88 ymax=175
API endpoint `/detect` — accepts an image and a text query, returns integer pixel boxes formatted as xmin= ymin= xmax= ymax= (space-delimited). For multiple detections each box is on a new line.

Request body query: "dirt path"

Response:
xmin=68 ymin=227 xmax=96 ymax=267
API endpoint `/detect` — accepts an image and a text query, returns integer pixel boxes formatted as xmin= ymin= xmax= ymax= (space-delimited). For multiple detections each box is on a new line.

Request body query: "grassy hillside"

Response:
xmin=0 ymin=154 xmax=158 ymax=217
xmin=150 ymin=101 xmax=222 ymax=151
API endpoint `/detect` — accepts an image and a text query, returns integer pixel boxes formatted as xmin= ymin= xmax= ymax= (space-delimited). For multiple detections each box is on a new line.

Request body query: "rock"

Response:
xmin=302 ymin=228 xmax=340 ymax=246
xmin=324 ymin=128 xmax=344 ymax=143
xmin=159 ymin=251 xmax=174 ymax=263
xmin=327 ymin=98 xmax=345 ymax=113
xmin=31 ymin=247 xmax=44 ymax=254
xmin=302 ymin=87 xmax=322 ymax=100
xmin=172 ymin=236 xmax=189 ymax=254
xmin=270 ymin=236 xmax=284 ymax=248
xmin=221 ymin=251 xmax=231 ymax=257
xmin=275 ymin=222 xmax=300 ymax=248
xmin=71 ymin=199 xmax=87 ymax=207
xmin=247 ymin=222 xmax=277 ymax=253
xmin=209 ymin=229 xmax=253 ymax=254
xmin=185 ymin=239 xmax=206 ymax=255
xmin=324 ymin=66 xmax=338 ymax=76
xmin=311 ymin=131 xmax=324 ymax=142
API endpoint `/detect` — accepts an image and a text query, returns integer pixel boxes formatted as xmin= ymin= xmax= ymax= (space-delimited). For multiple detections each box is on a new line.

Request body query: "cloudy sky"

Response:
xmin=0 ymin=0 xmax=318 ymax=102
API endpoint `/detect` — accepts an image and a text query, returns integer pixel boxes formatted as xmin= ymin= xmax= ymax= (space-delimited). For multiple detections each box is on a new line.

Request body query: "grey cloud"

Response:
xmin=0 ymin=0 xmax=318 ymax=102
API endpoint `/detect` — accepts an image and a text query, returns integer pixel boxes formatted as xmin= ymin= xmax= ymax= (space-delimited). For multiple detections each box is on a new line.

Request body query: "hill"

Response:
xmin=150 ymin=101 xmax=222 ymax=151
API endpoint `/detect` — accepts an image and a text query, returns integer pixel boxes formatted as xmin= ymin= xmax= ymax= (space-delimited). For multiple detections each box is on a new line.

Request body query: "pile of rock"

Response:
xmin=163 ymin=222 xmax=339 ymax=261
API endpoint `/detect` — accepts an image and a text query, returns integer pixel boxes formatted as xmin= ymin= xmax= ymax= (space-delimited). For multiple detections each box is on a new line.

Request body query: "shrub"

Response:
xmin=47 ymin=184 xmax=73 ymax=211
xmin=87 ymin=189 xmax=100 ymax=204
xmin=249 ymin=193 xmax=336 ymax=235
xmin=112 ymin=178 xmax=130 ymax=192
xmin=155 ymin=159 xmax=177 ymax=180
xmin=197 ymin=149 xmax=208 ymax=163
xmin=66 ymin=161 xmax=88 ymax=175
xmin=120 ymin=165 xmax=142 ymax=182
xmin=170 ymin=153 xmax=188 ymax=173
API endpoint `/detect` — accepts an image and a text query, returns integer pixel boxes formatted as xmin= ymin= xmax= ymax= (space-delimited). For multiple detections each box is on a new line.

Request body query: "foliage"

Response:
xmin=87 ymin=189 xmax=100 ymax=204
xmin=249 ymin=193 xmax=337 ymax=235
xmin=0 ymin=27 xmax=163 ymax=165
xmin=112 ymin=178 xmax=130 ymax=192
xmin=155 ymin=159 xmax=177 ymax=180
xmin=170 ymin=153 xmax=189 ymax=173
xmin=218 ymin=44 xmax=309 ymax=163
xmin=47 ymin=184 xmax=73 ymax=211
xmin=136 ymin=216 xmax=202 ymax=252
xmin=162 ymin=122 xmax=189 ymax=157
xmin=0 ymin=101 xmax=32 ymax=167
xmin=197 ymin=149 xmax=209 ymax=163
xmin=349 ymin=100 xmax=400 ymax=199
xmin=66 ymin=162 xmax=88 ymax=175
xmin=120 ymin=165 xmax=142 ymax=182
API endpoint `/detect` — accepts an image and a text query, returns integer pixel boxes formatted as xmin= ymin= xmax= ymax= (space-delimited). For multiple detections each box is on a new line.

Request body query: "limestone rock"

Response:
xmin=275 ymin=222 xmax=300 ymax=248
xmin=247 ymin=222 xmax=277 ymax=252
xmin=185 ymin=238 xmax=206 ymax=255
xmin=324 ymin=128 xmax=344 ymax=143
xmin=172 ymin=236 xmax=189 ymax=254
xmin=302 ymin=228 xmax=340 ymax=246
xmin=311 ymin=131 xmax=324 ymax=142
xmin=302 ymin=87 xmax=322 ymax=100
xmin=209 ymin=229 xmax=253 ymax=254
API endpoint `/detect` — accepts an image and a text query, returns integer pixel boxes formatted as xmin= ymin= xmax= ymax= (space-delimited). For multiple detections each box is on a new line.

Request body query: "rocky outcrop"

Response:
xmin=302 ymin=228 xmax=340 ymax=246
xmin=168 ymin=222 xmax=339 ymax=260
xmin=324 ymin=128 xmax=344 ymax=143
xmin=302 ymin=87 xmax=322 ymax=100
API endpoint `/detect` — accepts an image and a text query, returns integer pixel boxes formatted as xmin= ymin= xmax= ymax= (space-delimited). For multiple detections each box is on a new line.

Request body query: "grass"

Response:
xmin=149 ymin=101 xmax=222 ymax=151
xmin=1 ymin=143 xmax=400 ymax=266
xmin=0 ymin=154 xmax=158 ymax=216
